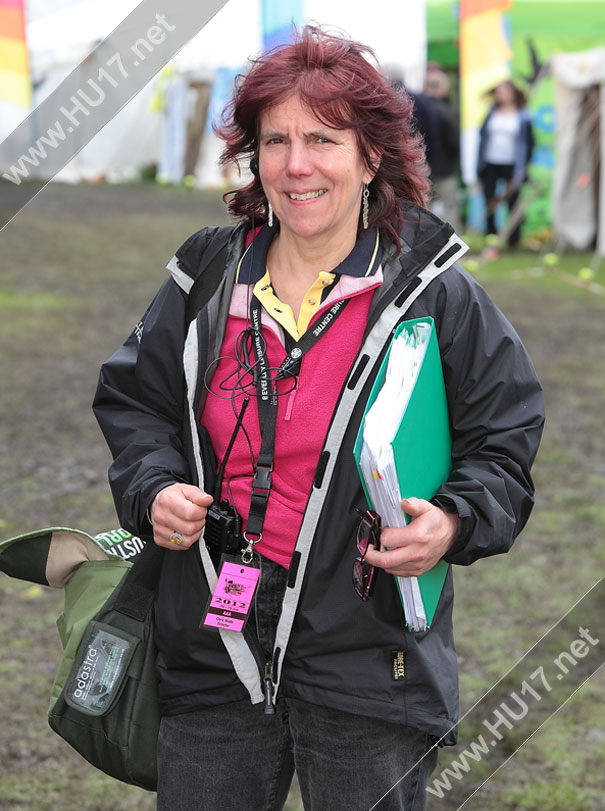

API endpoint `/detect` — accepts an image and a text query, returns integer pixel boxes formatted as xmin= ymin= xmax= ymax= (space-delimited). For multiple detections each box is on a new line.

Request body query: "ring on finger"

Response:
xmin=169 ymin=531 xmax=185 ymax=546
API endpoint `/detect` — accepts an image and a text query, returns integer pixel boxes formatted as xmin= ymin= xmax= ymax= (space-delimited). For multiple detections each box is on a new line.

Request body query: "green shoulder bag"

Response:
xmin=0 ymin=527 xmax=162 ymax=791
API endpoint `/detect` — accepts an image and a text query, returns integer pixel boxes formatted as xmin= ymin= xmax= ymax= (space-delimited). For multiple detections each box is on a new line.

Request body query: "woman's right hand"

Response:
xmin=149 ymin=483 xmax=213 ymax=550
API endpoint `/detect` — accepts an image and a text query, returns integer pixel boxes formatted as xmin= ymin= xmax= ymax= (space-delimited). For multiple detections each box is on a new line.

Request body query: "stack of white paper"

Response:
xmin=359 ymin=323 xmax=431 ymax=631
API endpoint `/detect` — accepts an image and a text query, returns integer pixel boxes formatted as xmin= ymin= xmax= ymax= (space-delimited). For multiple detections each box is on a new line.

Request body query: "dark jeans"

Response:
xmin=480 ymin=162 xmax=523 ymax=246
xmin=157 ymin=558 xmax=439 ymax=810
xmin=157 ymin=699 xmax=438 ymax=811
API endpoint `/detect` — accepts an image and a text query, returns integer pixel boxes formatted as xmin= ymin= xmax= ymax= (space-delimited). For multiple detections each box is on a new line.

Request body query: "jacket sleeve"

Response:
xmin=476 ymin=110 xmax=491 ymax=178
xmin=440 ymin=103 xmax=460 ymax=161
xmin=93 ymin=276 xmax=192 ymax=541
xmin=524 ymin=116 xmax=536 ymax=169
xmin=426 ymin=267 xmax=545 ymax=566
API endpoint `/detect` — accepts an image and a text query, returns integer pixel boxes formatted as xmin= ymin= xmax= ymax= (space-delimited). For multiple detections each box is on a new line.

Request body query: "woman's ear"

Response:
xmin=364 ymin=148 xmax=382 ymax=184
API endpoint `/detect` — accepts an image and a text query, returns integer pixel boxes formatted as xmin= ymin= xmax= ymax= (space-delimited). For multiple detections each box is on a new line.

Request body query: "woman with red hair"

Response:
xmin=94 ymin=26 xmax=543 ymax=811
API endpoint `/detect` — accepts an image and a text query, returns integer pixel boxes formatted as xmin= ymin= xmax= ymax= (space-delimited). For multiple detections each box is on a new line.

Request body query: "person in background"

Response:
xmin=477 ymin=80 xmax=535 ymax=250
xmin=424 ymin=65 xmax=461 ymax=233
xmin=94 ymin=27 xmax=544 ymax=811
xmin=388 ymin=66 xmax=436 ymax=173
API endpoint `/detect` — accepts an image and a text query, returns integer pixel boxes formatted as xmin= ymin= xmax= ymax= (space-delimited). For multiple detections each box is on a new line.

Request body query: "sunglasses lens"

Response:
xmin=357 ymin=512 xmax=379 ymax=556
xmin=352 ymin=558 xmax=375 ymax=600
xmin=352 ymin=559 xmax=365 ymax=597
xmin=357 ymin=527 xmax=370 ymax=556
xmin=353 ymin=511 xmax=379 ymax=600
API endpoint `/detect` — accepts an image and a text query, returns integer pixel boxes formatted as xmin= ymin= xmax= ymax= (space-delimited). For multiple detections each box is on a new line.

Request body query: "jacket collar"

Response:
xmin=235 ymin=225 xmax=382 ymax=285
xmin=396 ymin=202 xmax=456 ymax=278
xmin=172 ymin=203 xmax=453 ymax=291
xmin=371 ymin=202 xmax=463 ymax=326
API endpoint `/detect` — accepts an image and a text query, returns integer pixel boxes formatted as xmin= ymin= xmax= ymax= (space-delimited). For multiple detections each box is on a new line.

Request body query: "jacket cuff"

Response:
xmin=138 ymin=478 xmax=181 ymax=540
xmin=430 ymin=494 xmax=475 ymax=560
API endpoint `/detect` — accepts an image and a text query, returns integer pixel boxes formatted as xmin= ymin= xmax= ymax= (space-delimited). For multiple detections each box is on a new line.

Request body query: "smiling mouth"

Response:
xmin=287 ymin=190 xmax=327 ymax=201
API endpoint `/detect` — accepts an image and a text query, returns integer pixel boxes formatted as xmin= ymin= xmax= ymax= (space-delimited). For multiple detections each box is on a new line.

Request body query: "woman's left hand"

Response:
xmin=362 ymin=498 xmax=459 ymax=577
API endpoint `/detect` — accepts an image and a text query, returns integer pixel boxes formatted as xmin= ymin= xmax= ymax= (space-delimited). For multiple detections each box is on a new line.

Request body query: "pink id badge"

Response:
xmin=201 ymin=556 xmax=260 ymax=633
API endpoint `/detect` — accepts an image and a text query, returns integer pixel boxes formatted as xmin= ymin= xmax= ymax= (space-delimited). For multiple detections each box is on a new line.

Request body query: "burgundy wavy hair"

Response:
xmin=215 ymin=25 xmax=430 ymax=250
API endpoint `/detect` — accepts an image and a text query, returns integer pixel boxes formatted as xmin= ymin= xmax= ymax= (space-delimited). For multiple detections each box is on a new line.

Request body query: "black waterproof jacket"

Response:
xmin=93 ymin=203 xmax=544 ymax=746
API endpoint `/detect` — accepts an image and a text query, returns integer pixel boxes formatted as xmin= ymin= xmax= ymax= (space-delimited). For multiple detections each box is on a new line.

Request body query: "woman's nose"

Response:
xmin=286 ymin=142 xmax=313 ymax=176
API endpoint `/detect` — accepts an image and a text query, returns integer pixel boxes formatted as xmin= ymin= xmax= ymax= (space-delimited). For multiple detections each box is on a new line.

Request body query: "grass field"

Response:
xmin=0 ymin=181 xmax=603 ymax=810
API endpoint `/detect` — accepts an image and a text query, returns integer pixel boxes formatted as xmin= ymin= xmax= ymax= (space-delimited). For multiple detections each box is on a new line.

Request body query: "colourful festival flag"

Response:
xmin=459 ymin=0 xmax=512 ymax=184
xmin=0 ymin=0 xmax=31 ymax=110
xmin=261 ymin=0 xmax=302 ymax=52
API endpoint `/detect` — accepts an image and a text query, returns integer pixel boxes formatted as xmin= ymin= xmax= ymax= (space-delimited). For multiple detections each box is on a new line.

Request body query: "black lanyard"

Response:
xmin=243 ymin=294 xmax=349 ymax=553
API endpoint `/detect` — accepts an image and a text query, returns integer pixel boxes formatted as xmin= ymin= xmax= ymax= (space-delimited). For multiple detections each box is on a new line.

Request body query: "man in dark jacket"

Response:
xmin=425 ymin=66 xmax=462 ymax=232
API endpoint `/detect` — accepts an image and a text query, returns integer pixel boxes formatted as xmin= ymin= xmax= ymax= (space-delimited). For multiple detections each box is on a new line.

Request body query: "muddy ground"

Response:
xmin=0 ymin=181 xmax=603 ymax=810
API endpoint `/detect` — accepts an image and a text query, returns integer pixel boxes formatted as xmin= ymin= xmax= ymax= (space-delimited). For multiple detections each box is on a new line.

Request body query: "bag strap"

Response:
xmin=184 ymin=227 xmax=233 ymax=324
xmin=112 ymin=542 xmax=165 ymax=621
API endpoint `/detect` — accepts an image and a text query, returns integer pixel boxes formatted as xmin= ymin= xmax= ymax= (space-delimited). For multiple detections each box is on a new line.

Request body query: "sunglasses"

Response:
xmin=353 ymin=509 xmax=381 ymax=601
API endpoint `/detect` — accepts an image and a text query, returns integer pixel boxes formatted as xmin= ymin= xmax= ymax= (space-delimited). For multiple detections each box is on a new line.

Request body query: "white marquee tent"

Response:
xmin=551 ymin=46 xmax=605 ymax=256
xmin=3 ymin=0 xmax=427 ymax=185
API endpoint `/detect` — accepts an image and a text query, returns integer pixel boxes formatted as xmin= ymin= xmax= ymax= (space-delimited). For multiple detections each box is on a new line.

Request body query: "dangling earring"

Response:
xmin=362 ymin=184 xmax=370 ymax=230
xmin=268 ymin=201 xmax=273 ymax=228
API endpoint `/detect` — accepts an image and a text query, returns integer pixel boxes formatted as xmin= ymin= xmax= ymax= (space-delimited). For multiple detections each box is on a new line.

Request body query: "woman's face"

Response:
xmin=494 ymin=82 xmax=516 ymax=107
xmin=258 ymin=94 xmax=376 ymax=246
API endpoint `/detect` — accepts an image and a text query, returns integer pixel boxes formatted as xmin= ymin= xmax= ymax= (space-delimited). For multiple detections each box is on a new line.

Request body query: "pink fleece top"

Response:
xmin=201 ymin=249 xmax=381 ymax=568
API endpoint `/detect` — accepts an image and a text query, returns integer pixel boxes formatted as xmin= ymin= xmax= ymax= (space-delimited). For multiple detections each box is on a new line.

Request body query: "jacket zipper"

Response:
xmin=284 ymin=381 xmax=298 ymax=421
xmin=263 ymin=660 xmax=276 ymax=714
xmin=243 ymin=625 xmax=276 ymax=714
